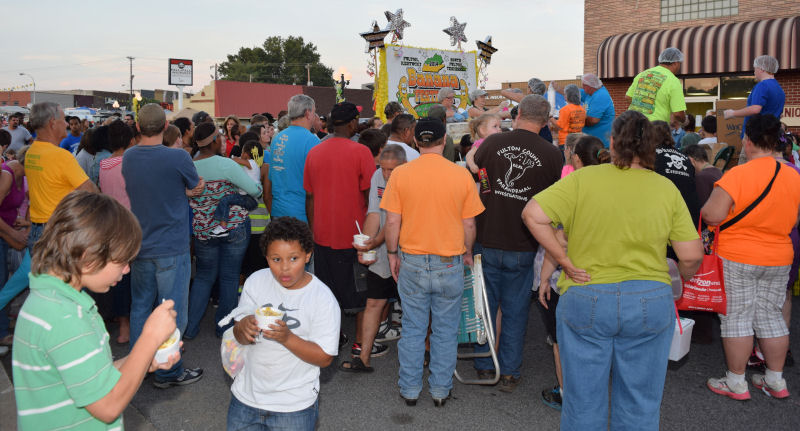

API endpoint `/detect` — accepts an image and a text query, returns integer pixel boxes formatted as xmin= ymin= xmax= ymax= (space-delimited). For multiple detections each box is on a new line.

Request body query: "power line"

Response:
xmin=0 ymin=57 xmax=124 ymax=74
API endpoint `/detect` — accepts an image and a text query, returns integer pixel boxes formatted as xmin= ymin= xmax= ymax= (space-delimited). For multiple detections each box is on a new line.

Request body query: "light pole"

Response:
xmin=19 ymin=72 xmax=35 ymax=105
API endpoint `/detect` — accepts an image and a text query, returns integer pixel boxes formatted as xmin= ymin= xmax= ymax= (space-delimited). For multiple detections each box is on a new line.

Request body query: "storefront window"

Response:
xmin=684 ymin=77 xmax=719 ymax=97
xmin=720 ymin=75 xmax=756 ymax=99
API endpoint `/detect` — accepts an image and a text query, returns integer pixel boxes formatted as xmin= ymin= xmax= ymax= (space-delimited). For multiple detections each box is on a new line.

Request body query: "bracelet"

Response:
xmin=387 ymin=249 xmax=398 ymax=255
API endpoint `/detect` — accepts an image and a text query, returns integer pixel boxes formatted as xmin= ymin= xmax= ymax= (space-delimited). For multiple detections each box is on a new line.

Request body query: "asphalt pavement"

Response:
xmin=4 ymin=296 xmax=800 ymax=430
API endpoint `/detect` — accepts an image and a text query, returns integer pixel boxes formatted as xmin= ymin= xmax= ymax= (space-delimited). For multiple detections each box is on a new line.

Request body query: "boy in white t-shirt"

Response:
xmin=209 ymin=140 xmax=262 ymax=236
xmin=228 ymin=216 xmax=341 ymax=430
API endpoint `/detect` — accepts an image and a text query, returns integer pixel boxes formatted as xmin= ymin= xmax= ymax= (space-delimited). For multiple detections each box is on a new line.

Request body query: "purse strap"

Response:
xmin=719 ymin=160 xmax=780 ymax=232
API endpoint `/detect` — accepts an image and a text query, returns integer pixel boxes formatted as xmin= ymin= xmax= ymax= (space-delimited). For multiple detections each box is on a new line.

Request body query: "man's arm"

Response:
xmin=584 ymin=116 xmax=600 ymax=127
xmin=500 ymin=88 xmax=524 ymax=103
xmin=305 ymin=194 xmax=314 ymax=230
xmin=724 ymin=105 xmax=762 ymax=119
xmin=384 ymin=210 xmax=401 ymax=281
xmin=75 ymin=179 xmax=99 ymax=193
xmin=462 ymin=217 xmax=476 ymax=266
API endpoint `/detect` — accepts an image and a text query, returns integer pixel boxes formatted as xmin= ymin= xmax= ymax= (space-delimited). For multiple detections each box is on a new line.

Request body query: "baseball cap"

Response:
xmin=191 ymin=110 xmax=210 ymax=125
xmin=415 ymin=118 xmax=446 ymax=144
xmin=469 ymin=89 xmax=488 ymax=103
xmin=330 ymin=102 xmax=360 ymax=126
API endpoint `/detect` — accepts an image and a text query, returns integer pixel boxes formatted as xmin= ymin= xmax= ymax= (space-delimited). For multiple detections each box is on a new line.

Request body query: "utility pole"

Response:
xmin=305 ymin=63 xmax=312 ymax=86
xmin=126 ymin=56 xmax=135 ymax=109
xmin=210 ymin=63 xmax=218 ymax=81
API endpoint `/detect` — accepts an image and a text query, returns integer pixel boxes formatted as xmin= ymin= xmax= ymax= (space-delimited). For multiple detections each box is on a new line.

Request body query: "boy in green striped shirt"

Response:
xmin=13 ymin=191 xmax=181 ymax=430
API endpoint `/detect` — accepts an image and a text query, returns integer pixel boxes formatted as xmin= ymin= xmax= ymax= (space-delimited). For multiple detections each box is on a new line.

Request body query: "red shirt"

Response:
xmin=303 ymin=137 xmax=375 ymax=249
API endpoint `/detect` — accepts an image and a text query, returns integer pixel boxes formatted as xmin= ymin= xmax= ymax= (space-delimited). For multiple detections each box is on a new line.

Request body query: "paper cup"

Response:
xmin=456 ymin=161 xmax=467 ymax=168
xmin=353 ymin=234 xmax=369 ymax=247
xmin=362 ymin=250 xmax=377 ymax=263
xmin=154 ymin=328 xmax=181 ymax=364
xmin=255 ymin=306 xmax=285 ymax=331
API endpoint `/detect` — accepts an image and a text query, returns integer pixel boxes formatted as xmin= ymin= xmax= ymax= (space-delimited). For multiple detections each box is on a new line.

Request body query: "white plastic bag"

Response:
xmin=218 ymin=311 xmax=246 ymax=378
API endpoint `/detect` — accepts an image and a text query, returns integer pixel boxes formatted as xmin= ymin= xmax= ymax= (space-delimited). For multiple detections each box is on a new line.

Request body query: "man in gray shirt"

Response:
xmin=2 ymin=113 xmax=32 ymax=152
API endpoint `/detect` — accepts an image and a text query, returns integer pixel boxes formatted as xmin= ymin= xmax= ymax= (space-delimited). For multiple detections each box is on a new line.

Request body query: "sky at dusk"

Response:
xmin=3 ymin=1 xmax=583 ymax=94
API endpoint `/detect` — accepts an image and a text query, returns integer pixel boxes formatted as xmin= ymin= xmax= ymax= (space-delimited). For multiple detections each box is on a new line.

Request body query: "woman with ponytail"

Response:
xmin=522 ymin=110 xmax=703 ymax=430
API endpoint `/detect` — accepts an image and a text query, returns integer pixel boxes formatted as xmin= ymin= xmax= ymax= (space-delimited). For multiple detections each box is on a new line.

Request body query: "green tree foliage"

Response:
xmin=219 ymin=36 xmax=335 ymax=86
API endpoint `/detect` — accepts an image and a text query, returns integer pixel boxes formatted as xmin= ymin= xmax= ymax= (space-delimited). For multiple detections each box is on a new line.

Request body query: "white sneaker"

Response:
xmin=752 ymin=374 xmax=790 ymax=399
xmin=375 ymin=321 xmax=401 ymax=342
xmin=209 ymin=225 xmax=228 ymax=237
xmin=707 ymin=375 xmax=751 ymax=401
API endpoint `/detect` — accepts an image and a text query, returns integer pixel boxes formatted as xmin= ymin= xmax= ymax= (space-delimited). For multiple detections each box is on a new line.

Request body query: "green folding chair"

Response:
xmin=455 ymin=254 xmax=500 ymax=385
xmin=713 ymin=145 xmax=734 ymax=171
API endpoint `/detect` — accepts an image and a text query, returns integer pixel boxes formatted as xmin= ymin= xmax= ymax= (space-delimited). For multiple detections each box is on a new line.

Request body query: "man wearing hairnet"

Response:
xmin=626 ymin=47 xmax=687 ymax=124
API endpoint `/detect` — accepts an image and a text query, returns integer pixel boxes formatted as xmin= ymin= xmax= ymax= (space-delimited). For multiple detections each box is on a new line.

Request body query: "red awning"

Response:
xmin=597 ymin=16 xmax=800 ymax=79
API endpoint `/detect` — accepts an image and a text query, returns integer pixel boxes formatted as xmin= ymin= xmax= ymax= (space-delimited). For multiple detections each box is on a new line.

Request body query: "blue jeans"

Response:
xmin=473 ymin=247 xmax=534 ymax=377
xmin=186 ymin=218 xmax=250 ymax=338
xmin=227 ymin=394 xmax=318 ymax=431
xmin=397 ymin=252 xmax=463 ymax=399
xmin=0 ymin=223 xmax=45 ymax=334
xmin=214 ymin=193 xmax=258 ymax=222
xmin=557 ymin=281 xmax=674 ymax=431
xmin=130 ymin=252 xmax=191 ymax=380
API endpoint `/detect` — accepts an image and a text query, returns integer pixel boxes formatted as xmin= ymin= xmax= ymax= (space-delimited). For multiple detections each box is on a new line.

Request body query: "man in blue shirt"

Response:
xmin=268 ymin=94 xmax=320 ymax=222
xmin=579 ymin=74 xmax=616 ymax=148
xmin=59 ymin=116 xmax=83 ymax=153
xmin=123 ymin=104 xmax=205 ymax=388
xmin=723 ymin=55 xmax=785 ymax=139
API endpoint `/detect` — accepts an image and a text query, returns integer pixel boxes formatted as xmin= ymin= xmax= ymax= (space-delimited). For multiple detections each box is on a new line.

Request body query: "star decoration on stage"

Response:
xmin=360 ymin=20 xmax=391 ymax=51
xmin=476 ymin=36 xmax=498 ymax=64
xmin=443 ymin=16 xmax=467 ymax=47
xmin=385 ymin=9 xmax=410 ymax=41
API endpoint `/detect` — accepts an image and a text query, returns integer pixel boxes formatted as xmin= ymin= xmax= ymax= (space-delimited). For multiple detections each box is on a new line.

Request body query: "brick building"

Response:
xmin=584 ymin=1 xmax=800 ymax=134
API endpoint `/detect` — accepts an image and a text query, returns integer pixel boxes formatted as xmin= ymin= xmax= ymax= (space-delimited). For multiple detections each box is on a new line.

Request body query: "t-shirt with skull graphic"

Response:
xmin=473 ymin=128 xmax=562 ymax=251
xmin=655 ymin=146 xmax=700 ymax=227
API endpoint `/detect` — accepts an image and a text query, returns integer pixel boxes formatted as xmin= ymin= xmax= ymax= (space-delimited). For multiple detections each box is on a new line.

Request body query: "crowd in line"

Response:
xmin=0 ymin=46 xmax=798 ymax=430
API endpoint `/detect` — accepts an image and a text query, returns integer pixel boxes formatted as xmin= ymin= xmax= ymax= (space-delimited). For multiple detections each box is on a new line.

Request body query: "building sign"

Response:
xmin=378 ymin=45 xmax=477 ymax=119
xmin=783 ymin=105 xmax=800 ymax=127
xmin=168 ymin=59 xmax=193 ymax=86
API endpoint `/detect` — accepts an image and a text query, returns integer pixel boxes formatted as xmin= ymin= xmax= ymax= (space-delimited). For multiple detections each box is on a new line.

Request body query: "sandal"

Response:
xmin=339 ymin=357 xmax=374 ymax=373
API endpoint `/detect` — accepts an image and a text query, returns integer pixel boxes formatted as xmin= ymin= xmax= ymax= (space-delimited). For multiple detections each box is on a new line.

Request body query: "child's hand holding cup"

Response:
xmin=255 ymin=306 xmax=285 ymax=339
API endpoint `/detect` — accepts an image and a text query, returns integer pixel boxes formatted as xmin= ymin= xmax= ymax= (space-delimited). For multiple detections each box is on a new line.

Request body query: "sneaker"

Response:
xmin=152 ymin=367 xmax=204 ymax=389
xmin=391 ymin=302 xmax=402 ymax=327
xmin=208 ymin=225 xmax=228 ymax=237
xmin=498 ymin=375 xmax=520 ymax=393
xmin=751 ymin=374 xmax=790 ymax=399
xmin=0 ymin=345 xmax=8 ymax=357
xmin=747 ymin=347 xmax=765 ymax=371
xmin=375 ymin=320 xmax=401 ymax=342
xmin=707 ymin=376 xmax=751 ymax=401
xmin=351 ymin=342 xmax=389 ymax=358
xmin=541 ymin=385 xmax=563 ymax=411
xmin=339 ymin=332 xmax=349 ymax=349
xmin=433 ymin=390 xmax=452 ymax=407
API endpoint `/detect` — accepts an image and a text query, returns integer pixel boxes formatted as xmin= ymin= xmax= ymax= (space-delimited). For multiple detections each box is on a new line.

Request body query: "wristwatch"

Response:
xmin=387 ymin=249 xmax=398 ymax=254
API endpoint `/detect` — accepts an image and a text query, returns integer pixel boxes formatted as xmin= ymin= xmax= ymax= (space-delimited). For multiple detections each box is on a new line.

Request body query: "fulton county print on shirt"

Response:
xmin=495 ymin=145 xmax=542 ymax=201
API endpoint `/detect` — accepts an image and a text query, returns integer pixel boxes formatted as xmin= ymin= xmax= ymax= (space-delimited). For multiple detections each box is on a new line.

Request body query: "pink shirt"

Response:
xmin=561 ymin=165 xmax=575 ymax=178
xmin=99 ymin=156 xmax=130 ymax=209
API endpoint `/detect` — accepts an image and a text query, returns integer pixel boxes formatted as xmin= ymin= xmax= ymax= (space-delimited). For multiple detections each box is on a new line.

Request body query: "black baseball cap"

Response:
xmin=330 ymin=102 xmax=360 ymax=126
xmin=415 ymin=118 xmax=446 ymax=144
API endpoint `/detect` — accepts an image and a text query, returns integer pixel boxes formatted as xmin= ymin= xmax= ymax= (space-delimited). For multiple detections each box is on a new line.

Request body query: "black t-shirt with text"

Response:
xmin=655 ymin=147 xmax=700 ymax=225
xmin=473 ymin=129 xmax=562 ymax=251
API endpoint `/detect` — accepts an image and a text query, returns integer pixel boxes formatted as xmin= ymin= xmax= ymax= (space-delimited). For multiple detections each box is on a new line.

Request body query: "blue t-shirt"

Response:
xmin=59 ymin=133 xmax=82 ymax=154
xmin=743 ymin=79 xmax=785 ymax=137
xmin=268 ymin=125 xmax=319 ymax=221
xmin=122 ymin=145 xmax=200 ymax=258
xmin=581 ymin=86 xmax=615 ymax=148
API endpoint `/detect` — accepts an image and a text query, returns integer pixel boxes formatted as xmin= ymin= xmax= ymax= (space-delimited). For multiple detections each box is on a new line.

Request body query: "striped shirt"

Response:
xmin=12 ymin=274 xmax=122 ymax=430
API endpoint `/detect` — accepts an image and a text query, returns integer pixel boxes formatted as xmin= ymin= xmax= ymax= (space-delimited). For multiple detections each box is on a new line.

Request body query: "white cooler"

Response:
xmin=669 ymin=318 xmax=695 ymax=361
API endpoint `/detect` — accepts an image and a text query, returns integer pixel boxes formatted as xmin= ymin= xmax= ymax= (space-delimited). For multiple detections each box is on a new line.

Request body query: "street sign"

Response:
xmin=168 ymin=59 xmax=193 ymax=86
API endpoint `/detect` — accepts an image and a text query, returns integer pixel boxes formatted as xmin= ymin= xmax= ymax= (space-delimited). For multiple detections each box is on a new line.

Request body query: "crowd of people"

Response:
xmin=0 ymin=46 xmax=798 ymax=430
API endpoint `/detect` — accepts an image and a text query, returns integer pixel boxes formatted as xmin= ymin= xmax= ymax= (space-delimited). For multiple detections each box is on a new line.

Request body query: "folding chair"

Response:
xmin=713 ymin=145 xmax=734 ymax=171
xmin=454 ymin=254 xmax=500 ymax=385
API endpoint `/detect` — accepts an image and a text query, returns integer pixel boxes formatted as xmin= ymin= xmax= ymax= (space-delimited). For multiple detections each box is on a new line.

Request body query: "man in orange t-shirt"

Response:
xmin=382 ymin=118 xmax=484 ymax=406
xmin=550 ymin=84 xmax=586 ymax=147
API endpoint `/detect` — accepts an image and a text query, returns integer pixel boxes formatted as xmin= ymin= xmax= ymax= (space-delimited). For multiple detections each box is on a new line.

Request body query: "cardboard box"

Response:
xmin=716 ymin=99 xmax=747 ymax=165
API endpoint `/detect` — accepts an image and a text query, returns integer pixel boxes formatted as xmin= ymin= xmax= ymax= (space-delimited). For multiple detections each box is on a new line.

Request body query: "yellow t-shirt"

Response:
xmin=381 ymin=153 xmax=484 ymax=256
xmin=25 ymin=141 xmax=89 ymax=223
xmin=626 ymin=65 xmax=686 ymax=122
xmin=534 ymin=164 xmax=698 ymax=293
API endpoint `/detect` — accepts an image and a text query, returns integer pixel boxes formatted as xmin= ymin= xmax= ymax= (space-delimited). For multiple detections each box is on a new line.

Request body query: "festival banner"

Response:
xmin=377 ymin=44 xmax=478 ymax=119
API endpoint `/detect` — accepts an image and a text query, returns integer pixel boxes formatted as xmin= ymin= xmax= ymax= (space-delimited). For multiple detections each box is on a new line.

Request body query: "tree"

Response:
xmin=219 ymin=36 xmax=335 ymax=86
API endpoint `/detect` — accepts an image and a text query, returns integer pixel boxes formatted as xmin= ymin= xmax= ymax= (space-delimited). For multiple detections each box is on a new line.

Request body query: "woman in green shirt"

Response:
xmin=522 ymin=110 xmax=703 ymax=430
